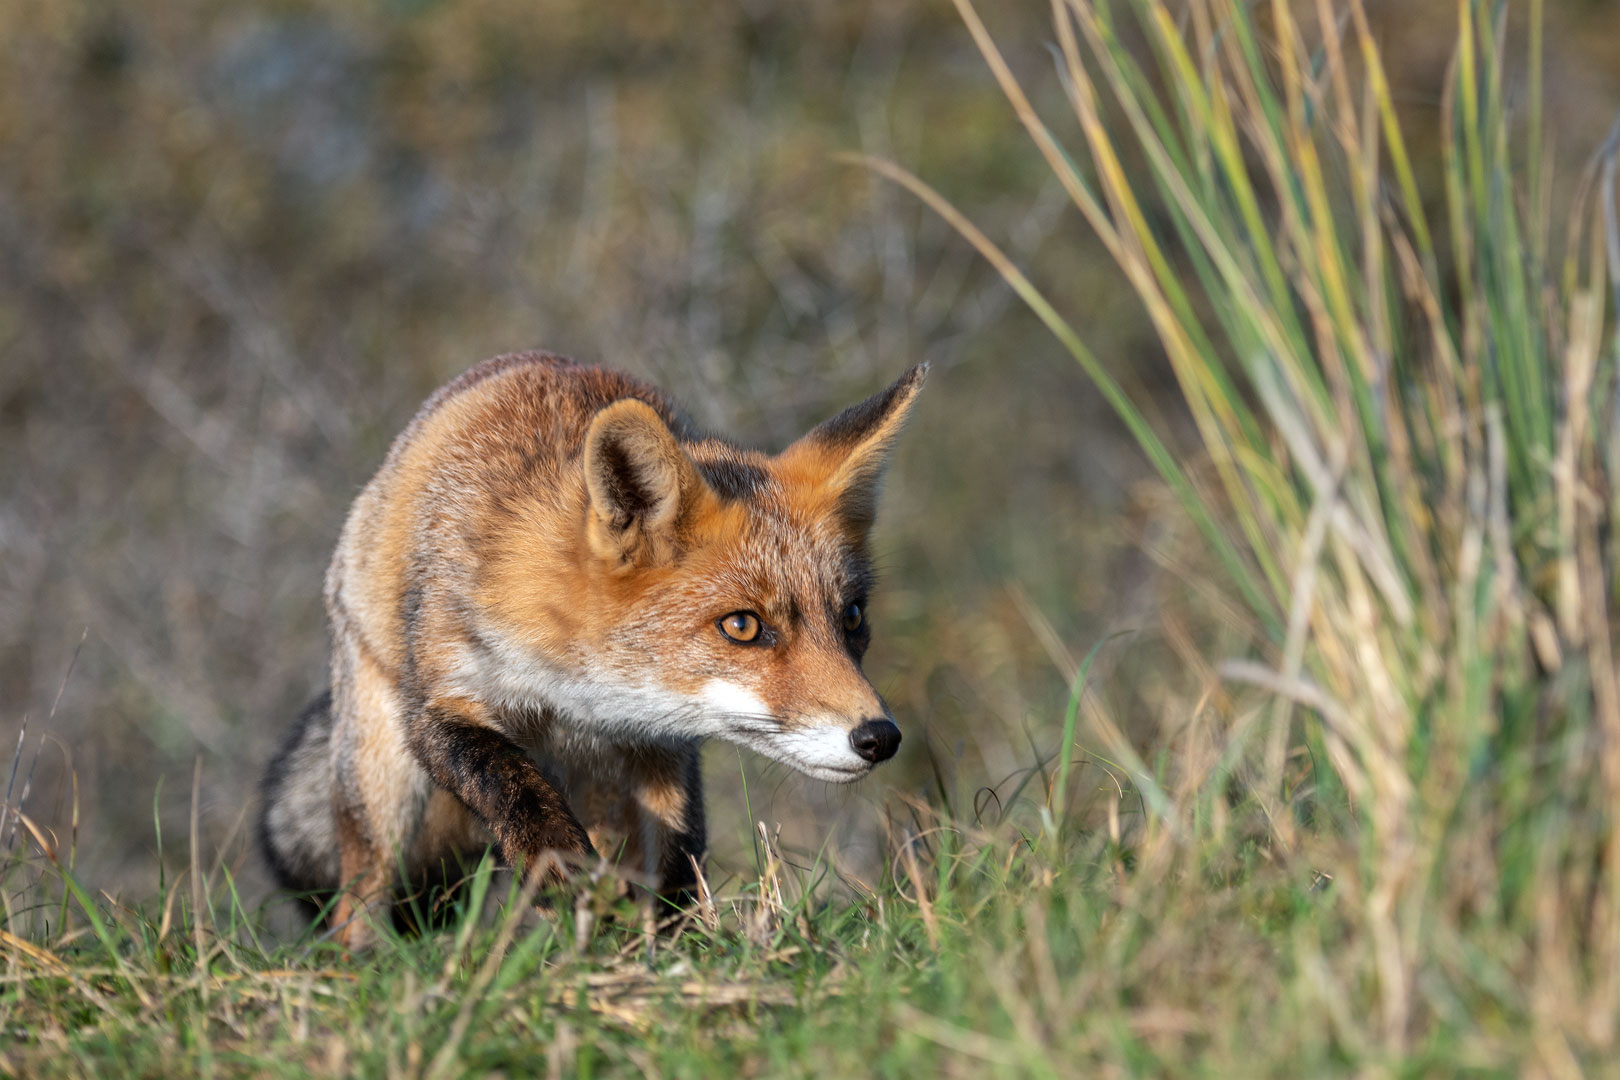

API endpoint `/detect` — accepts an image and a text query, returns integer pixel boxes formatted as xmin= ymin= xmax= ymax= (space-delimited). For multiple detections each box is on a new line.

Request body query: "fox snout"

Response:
xmin=849 ymin=718 xmax=901 ymax=763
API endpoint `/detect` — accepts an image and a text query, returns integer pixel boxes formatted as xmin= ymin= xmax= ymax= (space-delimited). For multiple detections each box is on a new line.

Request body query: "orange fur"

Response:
xmin=258 ymin=352 xmax=926 ymax=947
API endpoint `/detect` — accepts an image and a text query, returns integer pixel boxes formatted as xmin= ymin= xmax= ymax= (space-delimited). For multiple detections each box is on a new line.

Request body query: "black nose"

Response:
xmin=849 ymin=719 xmax=901 ymax=763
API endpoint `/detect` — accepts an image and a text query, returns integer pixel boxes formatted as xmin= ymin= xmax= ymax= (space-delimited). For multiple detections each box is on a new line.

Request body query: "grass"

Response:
xmin=6 ymin=0 xmax=1620 ymax=1075
xmin=0 ymin=758 xmax=1379 ymax=1077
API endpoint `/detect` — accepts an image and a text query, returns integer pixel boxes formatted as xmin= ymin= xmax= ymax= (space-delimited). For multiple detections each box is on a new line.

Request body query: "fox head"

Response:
xmin=560 ymin=364 xmax=927 ymax=782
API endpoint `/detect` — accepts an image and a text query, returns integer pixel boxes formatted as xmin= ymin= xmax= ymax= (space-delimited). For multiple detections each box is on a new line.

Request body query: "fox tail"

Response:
xmin=258 ymin=690 xmax=340 ymax=894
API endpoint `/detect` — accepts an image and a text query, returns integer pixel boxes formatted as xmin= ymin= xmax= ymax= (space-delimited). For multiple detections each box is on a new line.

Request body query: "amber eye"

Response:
xmin=842 ymin=602 xmax=864 ymax=634
xmin=719 ymin=611 xmax=762 ymax=643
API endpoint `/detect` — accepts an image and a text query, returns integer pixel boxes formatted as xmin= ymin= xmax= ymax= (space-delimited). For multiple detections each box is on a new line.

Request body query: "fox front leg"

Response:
xmin=408 ymin=698 xmax=596 ymax=885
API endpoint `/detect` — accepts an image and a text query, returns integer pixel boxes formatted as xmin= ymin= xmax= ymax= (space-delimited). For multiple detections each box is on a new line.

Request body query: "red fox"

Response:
xmin=258 ymin=352 xmax=926 ymax=947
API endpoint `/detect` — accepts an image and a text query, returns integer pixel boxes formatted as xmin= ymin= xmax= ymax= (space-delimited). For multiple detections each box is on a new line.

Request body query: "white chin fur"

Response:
xmin=749 ymin=724 xmax=872 ymax=783
xmin=448 ymin=650 xmax=872 ymax=779
xmin=701 ymin=680 xmax=871 ymax=782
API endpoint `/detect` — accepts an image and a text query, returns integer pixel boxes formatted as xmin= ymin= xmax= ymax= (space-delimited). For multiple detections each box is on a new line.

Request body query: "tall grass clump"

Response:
xmin=872 ymin=0 xmax=1620 ymax=1059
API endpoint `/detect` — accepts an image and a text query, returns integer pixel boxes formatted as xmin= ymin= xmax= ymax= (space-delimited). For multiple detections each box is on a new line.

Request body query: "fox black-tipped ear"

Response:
xmin=779 ymin=363 xmax=928 ymax=538
xmin=584 ymin=399 xmax=703 ymax=561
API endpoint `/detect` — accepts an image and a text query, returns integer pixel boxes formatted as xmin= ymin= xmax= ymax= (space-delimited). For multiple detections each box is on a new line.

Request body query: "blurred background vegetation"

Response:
xmin=2 ymin=0 xmax=1618 ymax=908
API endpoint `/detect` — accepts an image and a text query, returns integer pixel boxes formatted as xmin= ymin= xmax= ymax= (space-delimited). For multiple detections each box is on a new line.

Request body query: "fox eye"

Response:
xmin=842 ymin=602 xmax=864 ymax=634
xmin=718 ymin=611 xmax=762 ymax=644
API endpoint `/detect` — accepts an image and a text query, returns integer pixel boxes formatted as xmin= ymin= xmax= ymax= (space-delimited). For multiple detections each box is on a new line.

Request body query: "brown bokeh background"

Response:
xmin=3 ymin=0 xmax=1618 ymax=908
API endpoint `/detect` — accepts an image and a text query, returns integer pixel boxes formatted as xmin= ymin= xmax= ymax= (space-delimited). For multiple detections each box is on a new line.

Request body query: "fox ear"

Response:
xmin=583 ymin=400 xmax=702 ymax=562
xmin=779 ymin=363 xmax=928 ymax=539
